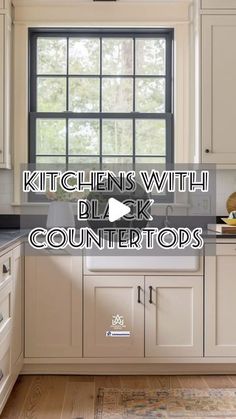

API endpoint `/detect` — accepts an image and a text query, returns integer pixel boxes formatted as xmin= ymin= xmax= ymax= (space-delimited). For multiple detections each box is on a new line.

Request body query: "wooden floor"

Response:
xmin=2 ymin=374 xmax=236 ymax=418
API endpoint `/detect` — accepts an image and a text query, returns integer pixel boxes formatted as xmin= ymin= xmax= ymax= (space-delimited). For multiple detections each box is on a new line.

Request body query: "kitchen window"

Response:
xmin=29 ymin=28 xmax=173 ymax=169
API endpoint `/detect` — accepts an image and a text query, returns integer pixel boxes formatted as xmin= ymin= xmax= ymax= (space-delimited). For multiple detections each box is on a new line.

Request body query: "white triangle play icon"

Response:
xmin=108 ymin=198 xmax=131 ymax=223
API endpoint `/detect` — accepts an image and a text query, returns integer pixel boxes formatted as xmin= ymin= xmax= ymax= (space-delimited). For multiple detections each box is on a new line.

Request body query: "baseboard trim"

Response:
xmin=21 ymin=363 xmax=236 ymax=375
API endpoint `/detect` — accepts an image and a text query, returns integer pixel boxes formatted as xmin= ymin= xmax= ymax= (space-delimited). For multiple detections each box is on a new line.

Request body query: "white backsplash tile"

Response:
xmin=216 ymin=170 xmax=236 ymax=215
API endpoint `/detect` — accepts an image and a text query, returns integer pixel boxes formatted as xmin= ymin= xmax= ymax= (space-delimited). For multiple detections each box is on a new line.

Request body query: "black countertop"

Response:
xmin=0 ymin=230 xmax=27 ymax=253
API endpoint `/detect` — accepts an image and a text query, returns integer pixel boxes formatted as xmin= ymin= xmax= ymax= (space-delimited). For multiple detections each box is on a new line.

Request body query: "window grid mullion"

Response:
xmin=99 ymin=37 xmax=103 ymax=168
xmin=66 ymin=36 xmax=69 ymax=112
xmin=133 ymin=36 xmax=136 ymax=168
xmin=36 ymin=74 xmax=167 ymax=79
xmin=35 ymin=154 xmax=167 ymax=158
xmin=66 ymin=36 xmax=69 ymax=168
xmin=30 ymin=112 xmax=170 ymax=119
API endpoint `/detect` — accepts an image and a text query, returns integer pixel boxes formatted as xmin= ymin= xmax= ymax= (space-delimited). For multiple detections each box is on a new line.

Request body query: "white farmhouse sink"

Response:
xmin=86 ymin=253 xmax=199 ymax=272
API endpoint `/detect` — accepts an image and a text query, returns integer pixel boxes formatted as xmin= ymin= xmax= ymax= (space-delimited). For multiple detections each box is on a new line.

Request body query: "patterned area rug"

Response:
xmin=95 ymin=388 xmax=236 ymax=418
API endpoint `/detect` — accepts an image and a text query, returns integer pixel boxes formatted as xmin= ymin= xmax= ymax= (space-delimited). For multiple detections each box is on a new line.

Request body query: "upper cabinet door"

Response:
xmin=0 ymin=12 xmax=11 ymax=168
xmin=145 ymin=276 xmax=203 ymax=357
xmin=84 ymin=276 xmax=144 ymax=358
xmin=202 ymin=0 xmax=236 ymax=8
xmin=25 ymin=255 xmax=83 ymax=358
xmin=202 ymin=15 xmax=236 ymax=164
xmin=205 ymin=243 xmax=236 ymax=356
xmin=0 ymin=15 xmax=4 ymax=165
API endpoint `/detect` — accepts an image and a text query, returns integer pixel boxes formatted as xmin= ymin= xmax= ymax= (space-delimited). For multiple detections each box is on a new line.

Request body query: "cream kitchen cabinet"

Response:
xmin=0 ymin=3 xmax=11 ymax=168
xmin=25 ymin=255 xmax=83 ymax=358
xmin=83 ymin=274 xmax=203 ymax=359
xmin=11 ymin=244 xmax=24 ymax=367
xmin=145 ymin=276 xmax=203 ymax=357
xmin=202 ymin=15 xmax=236 ymax=164
xmin=0 ymin=250 xmax=12 ymax=414
xmin=0 ymin=243 xmax=24 ymax=414
xmin=202 ymin=0 xmax=236 ymax=8
xmin=205 ymin=243 xmax=236 ymax=356
xmin=84 ymin=276 xmax=144 ymax=358
xmin=0 ymin=1 xmax=11 ymax=9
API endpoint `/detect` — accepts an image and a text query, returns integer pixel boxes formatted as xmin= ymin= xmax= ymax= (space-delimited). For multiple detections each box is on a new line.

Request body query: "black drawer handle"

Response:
xmin=149 ymin=286 xmax=153 ymax=304
xmin=2 ymin=264 xmax=9 ymax=274
xmin=137 ymin=286 xmax=141 ymax=304
xmin=205 ymin=149 xmax=210 ymax=154
xmin=0 ymin=313 xmax=3 ymax=324
xmin=0 ymin=369 xmax=3 ymax=382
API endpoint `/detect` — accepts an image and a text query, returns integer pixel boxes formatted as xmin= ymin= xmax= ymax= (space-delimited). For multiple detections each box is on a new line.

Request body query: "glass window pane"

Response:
xmin=103 ymin=120 xmax=133 ymax=155
xmin=135 ymin=157 xmax=166 ymax=164
xmin=136 ymin=120 xmax=166 ymax=155
xmin=69 ymin=157 xmax=100 ymax=165
xmin=103 ymin=157 xmax=133 ymax=164
xmin=136 ymin=38 xmax=166 ymax=75
xmin=36 ymin=156 xmax=66 ymax=164
xmin=37 ymin=78 xmax=66 ymax=112
xmin=69 ymin=38 xmax=100 ymax=75
xmin=69 ymin=78 xmax=99 ymax=112
xmin=102 ymin=38 xmax=133 ymax=75
xmin=136 ymin=78 xmax=165 ymax=113
xmin=37 ymin=38 xmax=67 ymax=75
xmin=102 ymin=157 xmax=133 ymax=172
xmin=36 ymin=119 xmax=66 ymax=155
xmin=102 ymin=78 xmax=133 ymax=112
xmin=69 ymin=119 xmax=100 ymax=155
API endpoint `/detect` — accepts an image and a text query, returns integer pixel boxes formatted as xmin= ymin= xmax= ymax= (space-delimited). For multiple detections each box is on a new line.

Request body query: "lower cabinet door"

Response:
xmin=205 ymin=245 xmax=236 ymax=356
xmin=25 ymin=255 xmax=82 ymax=358
xmin=145 ymin=276 xmax=203 ymax=357
xmin=84 ymin=276 xmax=144 ymax=357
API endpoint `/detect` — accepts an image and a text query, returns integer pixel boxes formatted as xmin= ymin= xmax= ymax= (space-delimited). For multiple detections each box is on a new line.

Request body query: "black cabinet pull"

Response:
xmin=205 ymin=149 xmax=210 ymax=153
xmin=2 ymin=264 xmax=9 ymax=274
xmin=0 ymin=370 xmax=3 ymax=382
xmin=137 ymin=286 xmax=141 ymax=303
xmin=149 ymin=286 xmax=153 ymax=304
xmin=0 ymin=313 xmax=3 ymax=324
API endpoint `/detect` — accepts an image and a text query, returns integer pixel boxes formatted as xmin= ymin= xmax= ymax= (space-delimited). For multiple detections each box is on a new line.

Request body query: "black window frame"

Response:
xmin=28 ymin=28 xmax=174 ymax=202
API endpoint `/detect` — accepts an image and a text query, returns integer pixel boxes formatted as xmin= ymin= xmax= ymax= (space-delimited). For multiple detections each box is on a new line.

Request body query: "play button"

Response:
xmin=84 ymin=174 xmax=150 ymax=235
xmin=108 ymin=198 xmax=131 ymax=223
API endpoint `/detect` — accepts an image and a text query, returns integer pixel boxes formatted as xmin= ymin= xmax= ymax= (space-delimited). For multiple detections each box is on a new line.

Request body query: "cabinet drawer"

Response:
xmin=0 ymin=251 xmax=12 ymax=286
xmin=0 ymin=332 xmax=10 ymax=394
xmin=0 ymin=349 xmax=10 ymax=393
xmin=0 ymin=281 xmax=11 ymax=341
xmin=215 ymin=243 xmax=236 ymax=256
